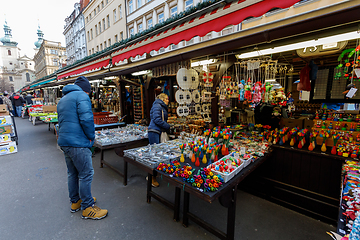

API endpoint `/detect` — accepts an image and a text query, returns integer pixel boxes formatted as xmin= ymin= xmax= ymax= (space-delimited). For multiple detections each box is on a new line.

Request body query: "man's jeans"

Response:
xmin=148 ymin=131 xmax=160 ymax=145
xmin=16 ymin=106 xmax=22 ymax=117
xmin=61 ymin=147 xmax=94 ymax=210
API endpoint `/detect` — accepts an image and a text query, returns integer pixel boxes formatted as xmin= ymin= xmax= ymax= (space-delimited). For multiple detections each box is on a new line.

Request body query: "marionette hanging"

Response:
xmin=244 ymin=79 xmax=252 ymax=101
xmin=252 ymin=81 xmax=262 ymax=103
xmin=238 ymin=79 xmax=245 ymax=101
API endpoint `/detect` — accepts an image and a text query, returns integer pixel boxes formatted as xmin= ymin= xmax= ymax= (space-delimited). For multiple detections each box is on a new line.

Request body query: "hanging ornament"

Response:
xmin=192 ymin=90 xmax=201 ymax=103
xmin=183 ymin=90 xmax=192 ymax=104
xmin=175 ymin=89 xmax=185 ymax=104
xmin=176 ymin=68 xmax=199 ymax=90
xmin=202 ymin=72 xmax=214 ymax=87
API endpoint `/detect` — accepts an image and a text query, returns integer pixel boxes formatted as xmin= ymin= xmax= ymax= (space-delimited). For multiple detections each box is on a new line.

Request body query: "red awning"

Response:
xmin=112 ymin=0 xmax=300 ymax=64
xmin=57 ymin=57 xmax=110 ymax=80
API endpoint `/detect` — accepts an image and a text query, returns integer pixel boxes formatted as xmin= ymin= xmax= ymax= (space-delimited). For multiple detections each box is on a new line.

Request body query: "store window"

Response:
xmin=138 ymin=23 xmax=143 ymax=33
xmin=171 ymin=6 xmax=177 ymax=17
xmin=158 ymin=13 xmax=164 ymax=23
xmin=128 ymin=0 xmax=134 ymax=14
xmin=185 ymin=0 xmax=193 ymax=10
xmin=147 ymin=19 xmax=152 ymax=29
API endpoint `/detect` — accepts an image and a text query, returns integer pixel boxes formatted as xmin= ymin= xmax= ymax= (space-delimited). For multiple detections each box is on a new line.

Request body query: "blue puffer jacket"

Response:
xmin=148 ymin=99 xmax=170 ymax=133
xmin=57 ymin=84 xmax=95 ymax=148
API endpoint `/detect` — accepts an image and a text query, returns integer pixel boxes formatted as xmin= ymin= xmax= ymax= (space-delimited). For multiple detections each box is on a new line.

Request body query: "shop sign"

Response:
xmin=296 ymin=41 xmax=347 ymax=57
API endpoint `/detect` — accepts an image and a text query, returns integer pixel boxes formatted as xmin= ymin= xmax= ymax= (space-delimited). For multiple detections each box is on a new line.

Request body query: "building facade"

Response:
xmin=83 ymin=0 xmax=127 ymax=55
xmin=33 ymin=40 xmax=67 ymax=80
xmin=0 ymin=21 xmax=36 ymax=92
xmin=64 ymin=2 xmax=88 ymax=65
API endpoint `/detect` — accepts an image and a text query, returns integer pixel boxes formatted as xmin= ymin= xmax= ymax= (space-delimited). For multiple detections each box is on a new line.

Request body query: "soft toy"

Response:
xmin=238 ymin=80 xmax=245 ymax=101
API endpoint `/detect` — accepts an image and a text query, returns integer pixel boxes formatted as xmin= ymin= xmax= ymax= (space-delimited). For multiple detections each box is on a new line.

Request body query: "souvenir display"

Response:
xmin=94 ymin=124 xmax=148 ymax=146
xmin=123 ymin=139 xmax=183 ymax=167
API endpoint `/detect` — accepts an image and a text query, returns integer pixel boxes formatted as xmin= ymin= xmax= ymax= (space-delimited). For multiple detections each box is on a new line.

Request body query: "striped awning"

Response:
xmin=111 ymin=0 xmax=301 ymax=65
xmin=57 ymin=56 xmax=110 ymax=80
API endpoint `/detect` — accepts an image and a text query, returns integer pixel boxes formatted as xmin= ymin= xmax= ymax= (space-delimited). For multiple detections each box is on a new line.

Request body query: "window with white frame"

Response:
xmin=120 ymin=31 xmax=124 ymax=39
xmin=128 ymin=0 xmax=134 ymax=14
xmin=115 ymin=34 xmax=118 ymax=42
xmin=98 ymin=5 xmax=100 ymax=12
xmin=101 ymin=1 xmax=104 ymax=8
xmin=95 ymin=25 xmax=98 ymax=35
xmin=119 ymin=5 xmax=122 ymax=18
xmin=9 ymin=76 xmax=13 ymax=82
xmin=107 ymin=15 xmax=110 ymax=28
xmin=113 ymin=9 xmax=117 ymax=22
xmin=104 ymin=41 xmax=107 ymax=48
xmin=99 ymin=22 xmax=102 ymax=33
xmin=158 ymin=13 xmax=164 ymax=23
xmin=171 ymin=6 xmax=177 ymax=17
xmin=91 ymin=29 xmax=93 ymax=39
xmin=108 ymin=39 xmax=111 ymax=46
xmin=147 ymin=18 xmax=152 ymax=29
xmin=103 ymin=18 xmax=106 ymax=30
xmin=130 ymin=28 xmax=134 ymax=36
xmin=138 ymin=23 xmax=143 ymax=33
xmin=146 ymin=0 xmax=151 ymax=2
xmin=137 ymin=0 xmax=142 ymax=8
xmin=94 ymin=8 xmax=97 ymax=15
xmin=100 ymin=44 xmax=103 ymax=50
xmin=97 ymin=46 xmax=99 ymax=52
xmin=52 ymin=58 xmax=58 ymax=65
xmin=185 ymin=0 xmax=193 ymax=10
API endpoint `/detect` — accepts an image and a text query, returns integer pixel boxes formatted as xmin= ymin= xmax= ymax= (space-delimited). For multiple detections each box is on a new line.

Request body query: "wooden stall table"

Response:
xmin=147 ymin=153 xmax=271 ymax=240
xmin=95 ymin=138 xmax=148 ymax=185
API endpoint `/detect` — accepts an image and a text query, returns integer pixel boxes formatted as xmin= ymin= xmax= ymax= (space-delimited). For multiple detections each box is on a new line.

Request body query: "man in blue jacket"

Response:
xmin=57 ymin=76 xmax=108 ymax=220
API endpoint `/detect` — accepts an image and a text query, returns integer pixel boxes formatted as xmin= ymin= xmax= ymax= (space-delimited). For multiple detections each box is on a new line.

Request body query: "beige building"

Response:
xmin=33 ymin=40 xmax=67 ymax=80
xmin=83 ymin=0 xmax=127 ymax=56
xmin=0 ymin=21 xmax=36 ymax=92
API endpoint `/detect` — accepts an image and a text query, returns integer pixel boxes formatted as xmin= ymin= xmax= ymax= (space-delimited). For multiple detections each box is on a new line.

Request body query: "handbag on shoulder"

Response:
xmin=160 ymin=110 xmax=169 ymax=143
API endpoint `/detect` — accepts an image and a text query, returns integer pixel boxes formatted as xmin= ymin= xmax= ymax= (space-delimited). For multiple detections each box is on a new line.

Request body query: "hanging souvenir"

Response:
xmin=175 ymin=89 xmax=185 ymax=104
xmin=192 ymin=90 xmax=201 ymax=103
xmin=176 ymin=105 xmax=190 ymax=117
xmin=202 ymin=104 xmax=211 ymax=113
xmin=201 ymin=90 xmax=212 ymax=102
xmin=202 ymin=72 xmax=213 ymax=87
xmin=238 ymin=79 xmax=245 ymax=101
xmin=183 ymin=90 xmax=192 ymax=104
xmin=252 ymin=81 xmax=262 ymax=103
xmin=176 ymin=68 xmax=199 ymax=90
xmin=244 ymin=79 xmax=252 ymax=101
xmin=230 ymin=82 xmax=239 ymax=98
xmin=194 ymin=104 xmax=201 ymax=114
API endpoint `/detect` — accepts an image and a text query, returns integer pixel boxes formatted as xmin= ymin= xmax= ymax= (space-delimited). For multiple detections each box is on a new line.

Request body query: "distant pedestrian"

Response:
xmin=1 ymin=91 xmax=13 ymax=113
xmin=25 ymin=92 xmax=34 ymax=105
xmin=57 ymin=76 xmax=107 ymax=220
xmin=11 ymin=92 xmax=25 ymax=117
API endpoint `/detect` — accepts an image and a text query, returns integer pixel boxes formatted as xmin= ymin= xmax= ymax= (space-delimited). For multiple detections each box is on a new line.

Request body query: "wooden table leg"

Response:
xmin=226 ymin=186 xmax=237 ymax=240
xmin=182 ymin=191 xmax=190 ymax=227
xmin=123 ymin=160 xmax=128 ymax=186
xmin=174 ymin=187 xmax=181 ymax=221
xmin=147 ymin=173 xmax=152 ymax=203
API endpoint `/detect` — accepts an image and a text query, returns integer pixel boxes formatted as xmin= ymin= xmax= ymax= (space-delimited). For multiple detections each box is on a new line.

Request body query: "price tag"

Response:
xmin=234 ymin=152 xmax=240 ymax=159
xmin=240 ymin=147 xmax=246 ymax=155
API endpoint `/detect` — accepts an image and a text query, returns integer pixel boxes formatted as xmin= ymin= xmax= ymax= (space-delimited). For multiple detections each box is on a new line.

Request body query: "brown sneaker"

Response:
xmin=146 ymin=176 xmax=160 ymax=187
xmin=82 ymin=205 xmax=108 ymax=220
xmin=70 ymin=197 xmax=97 ymax=213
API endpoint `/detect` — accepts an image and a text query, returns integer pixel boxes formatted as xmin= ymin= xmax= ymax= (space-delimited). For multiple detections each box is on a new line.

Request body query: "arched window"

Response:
xmin=26 ymin=73 xmax=30 ymax=82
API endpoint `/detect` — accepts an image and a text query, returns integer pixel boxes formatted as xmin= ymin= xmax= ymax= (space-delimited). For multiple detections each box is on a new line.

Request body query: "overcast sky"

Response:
xmin=0 ymin=0 xmax=77 ymax=58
